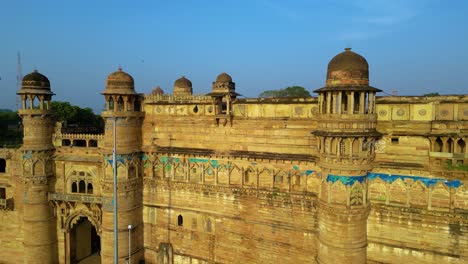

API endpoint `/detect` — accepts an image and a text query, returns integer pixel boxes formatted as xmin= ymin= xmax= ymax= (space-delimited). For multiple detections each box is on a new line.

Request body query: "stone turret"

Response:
xmin=101 ymin=67 xmax=143 ymax=154
xmin=100 ymin=67 xmax=144 ymax=263
xmin=206 ymin=73 xmax=241 ymax=126
xmin=313 ymin=48 xmax=381 ymax=264
xmin=17 ymin=70 xmax=58 ymax=263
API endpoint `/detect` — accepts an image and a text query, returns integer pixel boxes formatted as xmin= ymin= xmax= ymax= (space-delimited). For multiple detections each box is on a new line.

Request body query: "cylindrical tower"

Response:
xmin=313 ymin=48 xmax=381 ymax=263
xmin=100 ymin=68 xmax=144 ymax=263
xmin=17 ymin=70 xmax=58 ymax=263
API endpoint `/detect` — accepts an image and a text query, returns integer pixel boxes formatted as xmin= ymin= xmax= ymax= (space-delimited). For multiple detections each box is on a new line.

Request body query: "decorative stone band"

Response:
xmin=105 ymin=153 xmax=144 ymax=166
xmin=316 ymin=199 xmax=370 ymax=219
xmin=326 ymin=174 xmax=367 ymax=186
xmin=367 ymin=172 xmax=462 ymax=188
xmin=48 ymin=193 xmax=103 ymax=204
xmin=327 ymin=172 xmax=463 ymax=188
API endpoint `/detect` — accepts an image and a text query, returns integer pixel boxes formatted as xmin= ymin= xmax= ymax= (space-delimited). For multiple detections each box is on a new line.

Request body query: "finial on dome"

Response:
xmin=345 ymin=47 xmax=352 ymax=51
xmin=118 ymin=66 xmax=123 ymax=71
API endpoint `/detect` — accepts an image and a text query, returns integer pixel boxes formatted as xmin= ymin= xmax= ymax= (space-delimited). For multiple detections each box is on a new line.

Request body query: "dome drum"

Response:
xmin=102 ymin=68 xmax=136 ymax=95
xmin=210 ymin=72 xmax=236 ymax=95
xmin=173 ymin=76 xmax=193 ymax=96
xmin=18 ymin=70 xmax=54 ymax=96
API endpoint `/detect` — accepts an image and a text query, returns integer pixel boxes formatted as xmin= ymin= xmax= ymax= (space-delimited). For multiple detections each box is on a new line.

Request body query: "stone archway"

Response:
xmin=67 ymin=214 xmax=101 ymax=264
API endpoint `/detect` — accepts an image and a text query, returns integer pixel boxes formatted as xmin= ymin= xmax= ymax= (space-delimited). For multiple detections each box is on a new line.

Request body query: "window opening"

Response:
xmin=79 ymin=180 xmax=86 ymax=193
xmin=0 ymin=159 xmax=6 ymax=173
xmin=177 ymin=215 xmax=183 ymax=226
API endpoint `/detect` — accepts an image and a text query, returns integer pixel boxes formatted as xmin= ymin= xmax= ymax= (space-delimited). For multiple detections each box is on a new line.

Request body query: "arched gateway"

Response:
xmin=66 ymin=213 xmax=101 ymax=264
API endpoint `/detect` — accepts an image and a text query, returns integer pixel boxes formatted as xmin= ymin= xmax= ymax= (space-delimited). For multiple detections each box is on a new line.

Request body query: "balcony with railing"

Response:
xmin=48 ymin=193 xmax=104 ymax=204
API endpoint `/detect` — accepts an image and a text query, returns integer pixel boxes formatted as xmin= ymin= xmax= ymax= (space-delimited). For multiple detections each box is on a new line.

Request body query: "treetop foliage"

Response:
xmin=50 ymin=101 xmax=102 ymax=128
xmin=423 ymin=92 xmax=440 ymax=97
xmin=259 ymin=86 xmax=311 ymax=98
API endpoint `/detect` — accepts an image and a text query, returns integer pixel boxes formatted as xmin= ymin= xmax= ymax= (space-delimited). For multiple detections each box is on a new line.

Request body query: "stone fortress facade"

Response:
xmin=0 ymin=48 xmax=467 ymax=263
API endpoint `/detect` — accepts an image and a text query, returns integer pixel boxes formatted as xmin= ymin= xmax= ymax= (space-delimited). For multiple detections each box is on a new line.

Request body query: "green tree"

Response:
xmin=259 ymin=86 xmax=311 ymax=98
xmin=423 ymin=92 xmax=440 ymax=97
xmin=50 ymin=101 xmax=102 ymax=128
xmin=0 ymin=109 xmax=22 ymax=147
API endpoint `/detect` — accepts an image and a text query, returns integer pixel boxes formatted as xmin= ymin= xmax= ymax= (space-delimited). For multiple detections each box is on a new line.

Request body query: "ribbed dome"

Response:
xmin=151 ymin=86 xmax=164 ymax=95
xmin=22 ymin=70 xmax=50 ymax=90
xmin=174 ymin=76 xmax=192 ymax=88
xmin=103 ymin=67 xmax=136 ymax=94
xmin=326 ymin=48 xmax=369 ymax=86
xmin=173 ymin=76 xmax=193 ymax=96
xmin=216 ymin=72 xmax=232 ymax=83
xmin=17 ymin=70 xmax=54 ymax=96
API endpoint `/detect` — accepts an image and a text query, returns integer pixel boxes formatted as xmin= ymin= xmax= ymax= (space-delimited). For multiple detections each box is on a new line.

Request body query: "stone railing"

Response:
xmin=0 ymin=199 xmax=6 ymax=208
xmin=145 ymin=94 xmax=213 ymax=102
xmin=56 ymin=133 xmax=104 ymax=140
xmin=53 ymin=133 xmax=104 ymax=148
xmin=48 ymin=193 xmax=103 ymax=204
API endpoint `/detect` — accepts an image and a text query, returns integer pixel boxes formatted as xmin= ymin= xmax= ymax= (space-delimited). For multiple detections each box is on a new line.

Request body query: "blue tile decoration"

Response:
xmin=305 ymin=170 xmax=315 ymax=176
xmin=188 ymin=158 xmax=209 ymax=163
xmin=106 ymin=154 xmax=140 ymax=166
xmin=326 ymin=172 xmax=462 ymax=188
xmin=327 ymin=174 xmax=367 ymax=186
xmin=22 ymin=150 xmax=32 ymax=160
xmin=367 ymin=172 xmax=462 ymax=188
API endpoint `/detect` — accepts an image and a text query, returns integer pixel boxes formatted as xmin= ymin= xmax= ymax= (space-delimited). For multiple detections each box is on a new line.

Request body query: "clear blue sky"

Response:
xmin=1 ymin=0 xmax=467 ymax=112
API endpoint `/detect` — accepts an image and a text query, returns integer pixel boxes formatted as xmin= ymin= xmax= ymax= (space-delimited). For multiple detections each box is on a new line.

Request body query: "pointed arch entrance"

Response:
xmin=69 ymin=216 xmax=101 ymax=264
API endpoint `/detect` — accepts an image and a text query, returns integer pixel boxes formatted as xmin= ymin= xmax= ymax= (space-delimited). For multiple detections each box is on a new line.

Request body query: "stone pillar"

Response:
xmin=359 ymin=92 xmax=365 ymax=114
xmin=337 ymin=91 xmax=342 ymax=114
xmin=332 ymin=93 xmax=338 ymax=114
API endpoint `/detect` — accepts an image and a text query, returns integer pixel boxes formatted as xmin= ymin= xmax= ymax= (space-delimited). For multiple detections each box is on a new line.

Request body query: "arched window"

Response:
xmin=177 ymin=215 xmax=183 ymax=226
xmin=117 ymin=97 xmax=124 ymax=111
xmin=71 ymin=182 xmax=78 ymax=193
xmin=435 ymin=138 xmax=443 ymax=152
xmin=87 ymin=183 xmax=93 ymax=194
xmin=128 ymin=165 xmax=136 ymax=179
xmin=447 ymin=138 xmax=454 ymax=153
xmin=109 ymin=97 xmax=115 ymax=110
xmin=245 ymin=169 xmax=253 ymax=184
xmin=62 ymin=139 xmax=71 ymax=146
xmin=88 ymin=140 xmax=98 ymax=147
xmin=457 ymin=139 xmax=466 ymax=154
xmin=79 ymin=180 xmax=86 ymax=193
